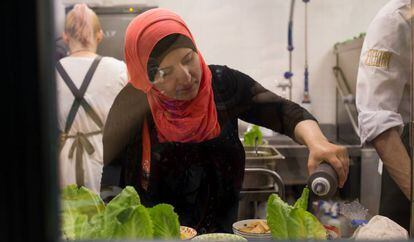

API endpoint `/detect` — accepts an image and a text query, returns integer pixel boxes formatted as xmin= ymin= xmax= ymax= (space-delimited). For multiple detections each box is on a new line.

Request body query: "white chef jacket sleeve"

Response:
xmin=356 ymin=10 xmax=411 ymax=145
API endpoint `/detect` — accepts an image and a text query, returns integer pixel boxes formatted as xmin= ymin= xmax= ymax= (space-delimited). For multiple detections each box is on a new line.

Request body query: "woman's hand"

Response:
xmin=307 ymin=139 xmax=349 ymax=188
xmin=294 ymin=120 xmax=350 ymax=187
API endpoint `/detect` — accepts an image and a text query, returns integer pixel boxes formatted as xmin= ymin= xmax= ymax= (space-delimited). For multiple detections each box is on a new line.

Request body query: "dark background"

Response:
xmin=4 ymin=0 xmax=59 ymax=241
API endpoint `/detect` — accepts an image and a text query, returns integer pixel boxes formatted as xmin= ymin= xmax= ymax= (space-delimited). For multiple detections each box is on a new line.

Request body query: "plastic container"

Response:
xmin=319 ymin=201 xmax=331 ymax=226
xmin=339 ymin=200 xmax=369 ymax=236
xmin=327 ymin=203 xmax=342 ymax=238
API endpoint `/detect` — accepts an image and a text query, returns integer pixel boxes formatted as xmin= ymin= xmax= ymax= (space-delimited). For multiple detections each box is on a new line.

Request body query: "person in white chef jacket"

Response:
xmin=356 ymin=0 xmax=411 ymax=230
xmin=56 ymin=4 xmax=128 ymax=193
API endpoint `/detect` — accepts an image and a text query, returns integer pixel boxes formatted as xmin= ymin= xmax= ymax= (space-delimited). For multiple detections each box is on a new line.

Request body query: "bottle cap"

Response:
xmin=307 ymin=162 xmax=338 ymax=199
xmin=311 ymin=177 xmax=330 ymax=196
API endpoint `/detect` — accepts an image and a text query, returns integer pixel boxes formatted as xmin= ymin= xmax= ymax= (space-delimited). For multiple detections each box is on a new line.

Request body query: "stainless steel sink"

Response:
xmin=242 ymin=146 xmax=284 ymax=190
xmin=238 ymin=168 xmax=285 ymax=220
xmin=244 ymin=145 xmax=285 ymax=160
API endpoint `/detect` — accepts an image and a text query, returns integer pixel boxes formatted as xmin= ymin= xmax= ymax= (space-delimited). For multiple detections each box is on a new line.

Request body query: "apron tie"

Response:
xmin=62 ymin=130 xmax=101 ymax=186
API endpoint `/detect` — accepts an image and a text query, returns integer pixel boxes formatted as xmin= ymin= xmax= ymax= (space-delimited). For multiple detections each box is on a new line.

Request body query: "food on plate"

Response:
xmin=180 ymin=226 xmax=197 ymax=240
xmin=191 ymin=233 xmax=247 ymax=241
xmin=238 ymin=220 xmax=270 ymax=233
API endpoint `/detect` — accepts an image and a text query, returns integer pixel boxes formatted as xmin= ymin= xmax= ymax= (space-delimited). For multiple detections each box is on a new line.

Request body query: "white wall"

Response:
xmin=55 ymin=0 xmax=390 ymax=123
xmin=154 ymin=0 xmax=389 ymax=124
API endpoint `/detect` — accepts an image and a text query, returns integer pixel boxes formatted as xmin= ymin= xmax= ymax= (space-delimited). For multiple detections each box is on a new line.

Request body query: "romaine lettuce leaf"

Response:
xmin=266 ymin=188 xmax=326 ymax=240
xmin=243 ymin=125 xmax=263 ymax=146
xmin=61 ymin=185 xmax=105 ymax=240
xmin=302 ymin=210 xmax=327 ymax=239
xmin=293 ymin=187 xmax=309 ymax=210
xmin=113 ymin=205 xmax=154 ymax=239
xmin=61 ymin=184 xmax=105 ymax=219
xmin=106 ymin=186 xmax=141 ymax=215
xmin=149 ymin=204 xmax=180 ymax=239
xmin=60 ymin=185 xmax=180 ymax=240
xmin=266 ymin=194 xmax=290 ymax=239
xmin=287 ymin=207 xmax=308 ymax=239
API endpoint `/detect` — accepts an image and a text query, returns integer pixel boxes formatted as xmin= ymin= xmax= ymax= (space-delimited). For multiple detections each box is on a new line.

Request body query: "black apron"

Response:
xmin=56 ymin=56 xmax=103 ymax=186
xmin=379 ymin=123 xmax=411 ymax=230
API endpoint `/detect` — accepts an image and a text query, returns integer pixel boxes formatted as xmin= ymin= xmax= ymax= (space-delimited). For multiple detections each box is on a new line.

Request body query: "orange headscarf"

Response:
xmin=124 ymin=8 xmax=221 ymax=185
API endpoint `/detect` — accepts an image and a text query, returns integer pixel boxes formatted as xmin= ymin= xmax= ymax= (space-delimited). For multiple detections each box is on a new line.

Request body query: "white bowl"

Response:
xmin=180 ymin=226 xmax=197 ymax=240
xmin=232 ymin=219 xmax=272 ymax=240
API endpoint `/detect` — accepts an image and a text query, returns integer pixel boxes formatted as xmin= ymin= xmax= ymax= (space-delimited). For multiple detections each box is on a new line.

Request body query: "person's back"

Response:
xmin=56 ymin=4 xmax=127 ymax=193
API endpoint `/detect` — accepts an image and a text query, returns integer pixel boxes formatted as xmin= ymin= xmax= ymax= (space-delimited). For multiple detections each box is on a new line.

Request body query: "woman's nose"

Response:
xmin=177 ymin=65 xmax=192 ymax=84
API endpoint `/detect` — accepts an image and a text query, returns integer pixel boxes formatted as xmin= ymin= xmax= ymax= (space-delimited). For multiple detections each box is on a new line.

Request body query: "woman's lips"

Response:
xmin=177 ymin=85 xmax=194 ymax=93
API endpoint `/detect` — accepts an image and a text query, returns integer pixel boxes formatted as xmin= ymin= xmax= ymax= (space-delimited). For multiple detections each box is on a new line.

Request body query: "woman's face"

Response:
xmin=152 ymin=48 xmax=202 ymax=100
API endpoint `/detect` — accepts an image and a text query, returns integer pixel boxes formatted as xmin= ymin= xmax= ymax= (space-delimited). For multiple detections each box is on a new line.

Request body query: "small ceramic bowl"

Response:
xmin=180 ymin=226 xmax=197 ymax=240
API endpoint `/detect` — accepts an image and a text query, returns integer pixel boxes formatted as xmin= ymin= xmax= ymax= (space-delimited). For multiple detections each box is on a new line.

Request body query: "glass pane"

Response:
xmin=53 ymin=0 xmax=412 ymax=240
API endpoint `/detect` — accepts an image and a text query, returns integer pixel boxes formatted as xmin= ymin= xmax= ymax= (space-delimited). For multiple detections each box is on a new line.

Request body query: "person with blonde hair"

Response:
xmin=56 ymin=3 xmax=128 ymax=193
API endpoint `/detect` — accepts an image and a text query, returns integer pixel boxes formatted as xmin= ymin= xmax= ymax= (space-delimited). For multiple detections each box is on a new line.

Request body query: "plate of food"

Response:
xmin=232 ymin=219 xmax=271 ymax=239
xmin=180 ymin=226 xmax=197 ymax=240
xmin=191 ymin=233 xmax=247 ymax=241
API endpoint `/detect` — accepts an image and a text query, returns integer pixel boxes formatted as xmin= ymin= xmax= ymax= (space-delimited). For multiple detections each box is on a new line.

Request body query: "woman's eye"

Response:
xmin=183 ymin=52 xmax=193 ymax=64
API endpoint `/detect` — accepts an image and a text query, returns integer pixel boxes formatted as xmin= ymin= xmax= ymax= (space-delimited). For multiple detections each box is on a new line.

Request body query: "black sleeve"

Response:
xmin=101 ymin=83 xmax=148 ymax=187
xmin=102 ymin=83 xmax=148 ymax=165
xmin=211 ymin=65 xmax=317 ymax=139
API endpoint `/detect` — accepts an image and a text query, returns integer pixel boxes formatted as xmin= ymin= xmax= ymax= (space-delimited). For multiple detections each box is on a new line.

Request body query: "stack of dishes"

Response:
xmin=232 ymin=219 xmax=272 ymax=240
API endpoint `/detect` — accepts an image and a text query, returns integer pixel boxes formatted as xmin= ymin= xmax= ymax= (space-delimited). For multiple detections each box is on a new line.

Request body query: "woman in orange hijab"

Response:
xmin=102 ymin=8 xmax=349 ymax=233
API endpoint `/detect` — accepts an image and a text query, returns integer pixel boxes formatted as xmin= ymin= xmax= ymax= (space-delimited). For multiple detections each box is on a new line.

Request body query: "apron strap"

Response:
xmin=56 ymin=56 xmax=104 ymax=134
xmin=56 ymin=56 xmax=103 ymax=186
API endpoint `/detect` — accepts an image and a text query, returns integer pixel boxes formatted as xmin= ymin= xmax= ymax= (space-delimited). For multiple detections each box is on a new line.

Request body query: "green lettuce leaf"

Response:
xmin=243 ymin=125 xmax=263 ymax=146
xmin=266 ymin=194 xmax=290 ymax=240
xmin=103 ymin=186 xmax=142 ymax=238
xmin=106 ymin=186 xmax=141 ymax=214
xmin=84 ymin=212 xmax=106 ymax=239
xmin=302 ymin=210 xmax=327 ymax=239
xmin=73 ymin=214 xmax=89 ymax=240
xmin=293 ymin=187 xmax=309 ymax=210
xmin=61 ymin=210 xmax=80 ymax=240
xmin=113 ymin=205 xmax=154 ymax=239
xmin=149 ymin=204 xmax=180 ymax=239
xmin=61 ymin=184 xmax=105 ymax=219
xmin=286 ymin=208 xmax=307 ymax=239
xmin=266 ymin=188 xmax=326 ymax=240
xmin=61 ymin=185 xmax=105 ymax=240
xmin=60 ymin=185 xmax=180 ymax=240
